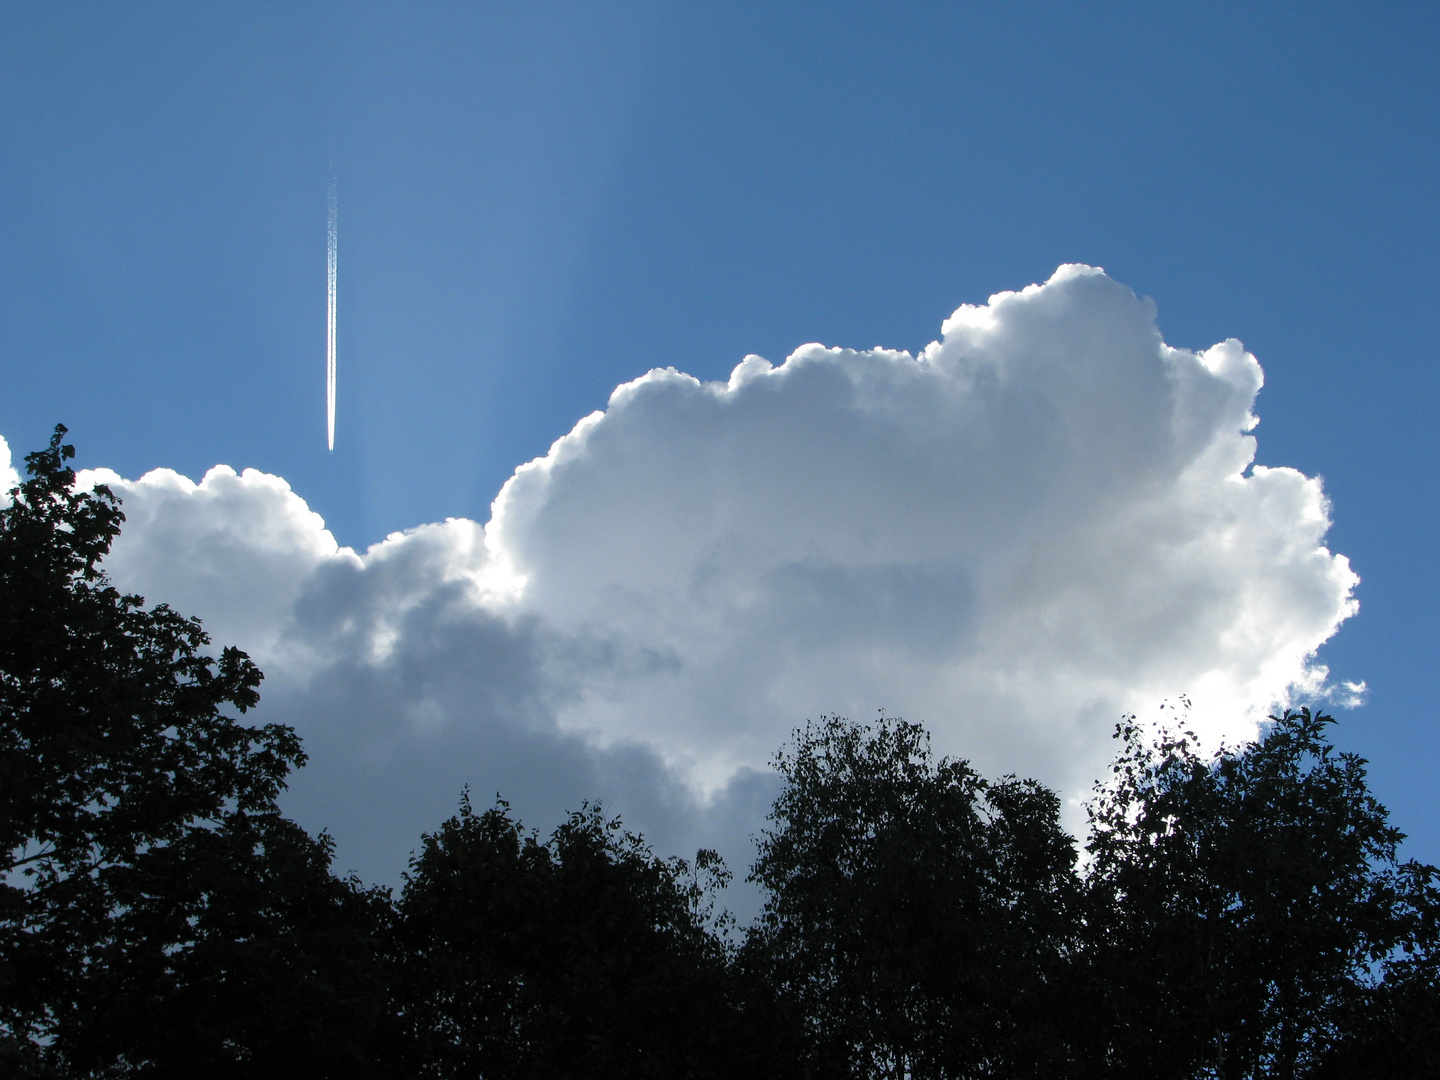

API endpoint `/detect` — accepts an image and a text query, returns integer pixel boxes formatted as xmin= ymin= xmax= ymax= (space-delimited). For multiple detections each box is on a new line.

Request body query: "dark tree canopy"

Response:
xmin=1080 ymin=707 xmax=1440 ymax=1080
xmin=745 ymin=715 xmax=1081 ymax=1079
xmin=746 ymin=711 xmax=1440 ymax=1080
xmin=0 ymin=426 xmax=389 ymax=1077
xmin=394 ymin=793 xmax=784 ymax=1080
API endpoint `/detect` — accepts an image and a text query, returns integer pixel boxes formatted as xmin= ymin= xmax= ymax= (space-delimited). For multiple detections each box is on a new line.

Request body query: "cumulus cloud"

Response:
xmin=58 ymin=266 xmax=1357 ymax=889
xmin=0 ymin=435 xmax=18 ymax=498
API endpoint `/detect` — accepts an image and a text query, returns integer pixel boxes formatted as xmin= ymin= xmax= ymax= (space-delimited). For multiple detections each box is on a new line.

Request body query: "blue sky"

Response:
xmin=2 ymin=3 xmax=1437 ymax=879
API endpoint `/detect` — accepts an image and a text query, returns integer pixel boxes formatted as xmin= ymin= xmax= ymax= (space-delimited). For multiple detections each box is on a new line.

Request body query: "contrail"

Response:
xmin=326 ymin=174 xmax=338 ymax=451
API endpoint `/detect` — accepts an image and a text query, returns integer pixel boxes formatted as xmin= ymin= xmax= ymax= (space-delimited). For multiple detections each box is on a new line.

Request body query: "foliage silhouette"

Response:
xmin=0 ymin=426 xmax=390 ymax=1077
xmin=394 ymin=792 xmax=797 ymax=1079
xmin=745 ymin=714 xmax=1080 ymax=1079
xmin=1080 ymin=705 xmax=1440 ymax=1080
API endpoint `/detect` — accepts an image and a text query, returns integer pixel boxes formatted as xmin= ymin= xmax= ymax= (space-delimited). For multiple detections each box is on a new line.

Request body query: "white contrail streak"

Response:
xmin=326 ymin=176 xmax=338 ymax=451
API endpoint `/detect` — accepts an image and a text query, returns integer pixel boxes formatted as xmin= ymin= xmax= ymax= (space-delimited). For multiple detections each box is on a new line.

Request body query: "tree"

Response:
xmin=395 ymin=793 xmax=777 ymax=1079
xmin=1081 ymin=706 xmax=1440 ymax=1080
xmin=745 ymin=715 xmax=1081 ymax=1079
xmin=0 ymin=426 xmax=390 ymax=1077
xmin=1306 ymin=950 xmax=1440 ymax=1079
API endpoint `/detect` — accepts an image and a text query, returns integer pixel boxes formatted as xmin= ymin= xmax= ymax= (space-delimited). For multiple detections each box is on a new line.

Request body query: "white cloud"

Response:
xmin=59 ymin=266 xmax=1357 ymax=887
xmin=0 ymin=435 xmax=18 ymax=500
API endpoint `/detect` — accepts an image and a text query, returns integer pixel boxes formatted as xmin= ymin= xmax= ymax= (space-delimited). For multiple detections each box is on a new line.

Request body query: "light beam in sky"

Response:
xmin=326 ymin=175 xmax=337 ymax=451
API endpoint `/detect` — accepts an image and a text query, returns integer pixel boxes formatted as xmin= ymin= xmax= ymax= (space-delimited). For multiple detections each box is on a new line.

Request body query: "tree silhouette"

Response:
xmin=745 ymin=715 xmax=1080 ymax=1078
xmin=395 ymin=793 xmax=784 ymax=1079
xmin=0 ymin=426 xmax=389 ymax=1077
xmin=1081 ymin=707 xmax=1440 ymax=1080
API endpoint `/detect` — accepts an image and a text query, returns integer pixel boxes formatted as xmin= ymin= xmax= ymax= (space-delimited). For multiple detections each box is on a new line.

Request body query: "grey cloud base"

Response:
xmin=40 ymin=266 xmax=1356 ymax=890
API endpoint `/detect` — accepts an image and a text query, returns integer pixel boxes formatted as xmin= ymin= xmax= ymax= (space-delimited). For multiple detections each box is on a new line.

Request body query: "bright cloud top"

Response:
xmin=0 ymin=437 xmax=17 ymax=498
xmin=47 ymin=265 xmax=1357 ymax=880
